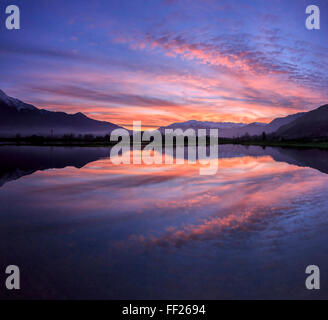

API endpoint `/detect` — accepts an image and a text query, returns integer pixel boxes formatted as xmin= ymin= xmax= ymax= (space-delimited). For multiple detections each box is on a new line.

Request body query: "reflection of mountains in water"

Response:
xmin=217 ymin=144 xmax=328 ymax=175
xmin=0 ymin=146 xmax=110 ymax=187
xmin=1 ymin=145 xmax=328 ymax=187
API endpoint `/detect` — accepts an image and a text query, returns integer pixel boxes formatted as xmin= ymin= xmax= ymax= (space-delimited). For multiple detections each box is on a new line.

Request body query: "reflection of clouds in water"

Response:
xmin=2 ymin=146 xmax=328 ymax=299
xmin=124 ymin=193 xmax=328 ymax=261
xmin=108 ymin=156 xmax=327 ymax=248
xmin=29 ymin=151 xmax=328 ymax=249
xmin=3 ymin=148 xmax=328 ymax=248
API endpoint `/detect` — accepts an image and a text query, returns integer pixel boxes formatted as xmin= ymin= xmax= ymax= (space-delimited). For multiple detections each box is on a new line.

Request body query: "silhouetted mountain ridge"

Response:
xmin=158 ymin=112 xmax=305 ymax=138
xmin=276 ymin=104 xmax=328 ymax=139
xmin=0 ymin=89 xmax=123 ymax=137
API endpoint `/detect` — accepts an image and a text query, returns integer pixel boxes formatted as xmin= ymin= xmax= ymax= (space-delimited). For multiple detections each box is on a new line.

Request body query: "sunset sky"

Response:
xmin=0 ymin=0 xmax=327 ymax=129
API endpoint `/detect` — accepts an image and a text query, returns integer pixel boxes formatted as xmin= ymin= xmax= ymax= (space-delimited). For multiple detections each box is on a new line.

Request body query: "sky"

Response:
xmin=0 ymin=0 xmax=327 ymax=129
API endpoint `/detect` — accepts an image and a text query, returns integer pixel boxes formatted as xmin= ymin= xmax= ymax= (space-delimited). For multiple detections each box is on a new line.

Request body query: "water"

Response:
xmin=1 ymin=145 xmax=328 ymax=299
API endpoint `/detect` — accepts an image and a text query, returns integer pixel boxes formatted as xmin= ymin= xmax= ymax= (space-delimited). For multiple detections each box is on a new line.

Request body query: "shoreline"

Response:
xmin=1 ymin=139 xmax=328 ymax=149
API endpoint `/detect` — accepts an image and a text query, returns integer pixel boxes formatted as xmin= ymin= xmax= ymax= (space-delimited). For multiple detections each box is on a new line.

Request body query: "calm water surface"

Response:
xmin=1 ymin=145 xmax=328 ymax=299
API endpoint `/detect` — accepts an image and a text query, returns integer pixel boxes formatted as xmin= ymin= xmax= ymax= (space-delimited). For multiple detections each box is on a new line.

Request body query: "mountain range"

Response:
xmin=0 ymin=89 xmax=328 ymax=139
xmin=158 ymin=113 xmax=305 ymax=138
xmin=0 ymin=89 xmax=122 ymax=137
xmin=157 ymin=105 xmax=328 ymax=139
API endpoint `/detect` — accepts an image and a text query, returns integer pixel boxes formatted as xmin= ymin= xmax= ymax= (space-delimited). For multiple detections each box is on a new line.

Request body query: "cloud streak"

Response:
xmin=1 ymin=0 xmax=327 ymax=128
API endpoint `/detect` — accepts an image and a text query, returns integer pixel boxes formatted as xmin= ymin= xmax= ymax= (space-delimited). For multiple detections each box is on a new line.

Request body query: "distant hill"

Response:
xmin=0 ymin=89 xmax=123 ymax=137
xmin=158 ymin=113 xmax=305 ymax=138
xmin=275 ymin=104 xmax=328 ymax=139
xmin=158 ymin=120 xmax=246 ymax=134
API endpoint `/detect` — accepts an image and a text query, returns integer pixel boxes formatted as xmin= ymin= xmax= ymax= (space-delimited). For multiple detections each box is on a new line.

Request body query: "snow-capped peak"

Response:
xmin=0 ymin=89 xmax=37 ymax=111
